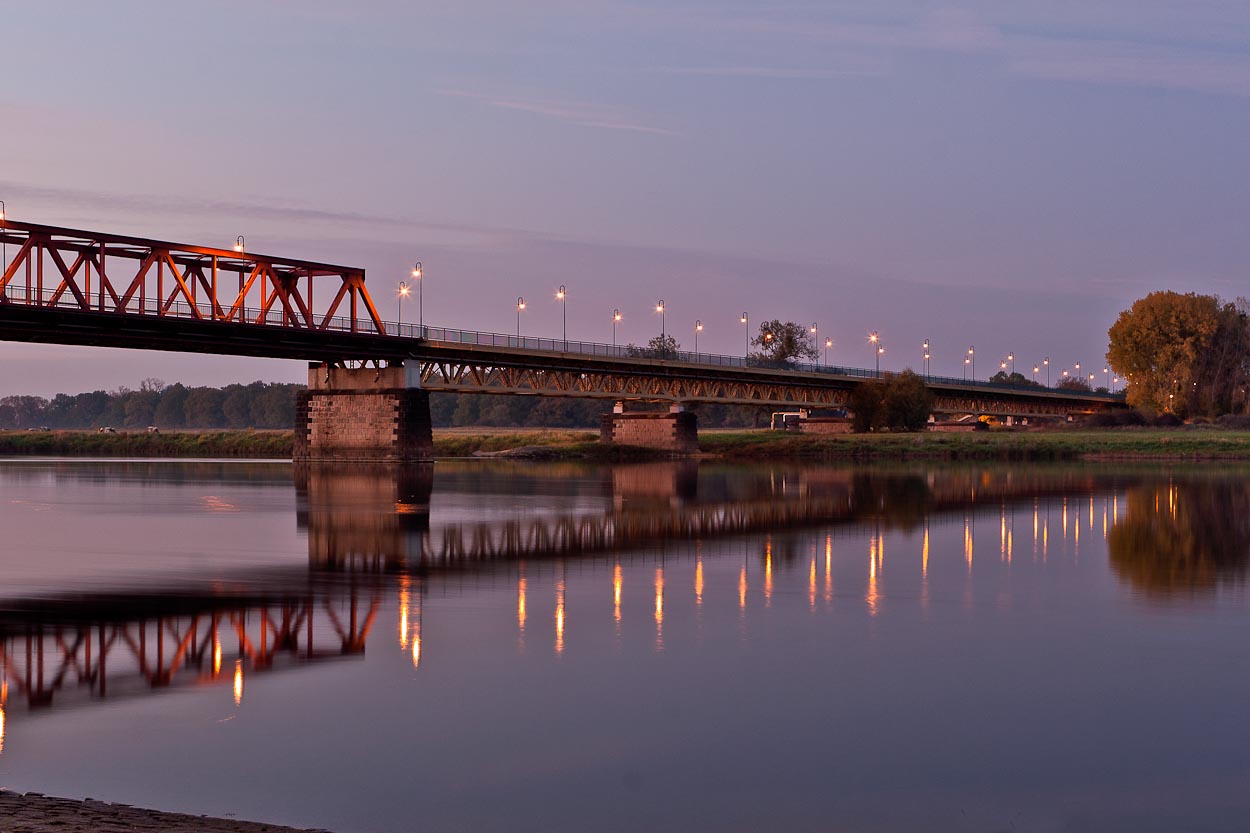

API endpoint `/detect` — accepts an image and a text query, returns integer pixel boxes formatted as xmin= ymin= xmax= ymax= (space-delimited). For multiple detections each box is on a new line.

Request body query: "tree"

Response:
xmin=626 ymin=334 xmax=680 ymax=360
xmin=1107 ymin=290 xmax=1250 ymax=416
xmin=1056 ymin=376 xmax=1092 ymax=392
xmin=851 ymin=371 xmax=933 ymax=432
xmin=882 ymin=370 xmax=934 ymax=431
xmin=988 ymin=370 xmax=1042 ymax=388
xmin=154 ymin=384 xmax=188 ymax=428
xmin=750 ymin=320 xmax=817 ymax=367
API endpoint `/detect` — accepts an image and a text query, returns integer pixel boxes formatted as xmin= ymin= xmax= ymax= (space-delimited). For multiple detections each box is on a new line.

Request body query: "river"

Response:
xmin=0 ymin=459 xmax=1246 ymax=833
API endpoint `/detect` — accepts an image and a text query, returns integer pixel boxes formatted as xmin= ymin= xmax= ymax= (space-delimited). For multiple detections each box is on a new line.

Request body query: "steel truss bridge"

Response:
xmin=0 ymin=220 xmax=1121 ymax=416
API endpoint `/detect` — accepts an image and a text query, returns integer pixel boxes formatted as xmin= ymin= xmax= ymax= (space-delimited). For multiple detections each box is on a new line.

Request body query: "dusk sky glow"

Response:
xmin=4 ymin=1 xmax=1249 ymax=395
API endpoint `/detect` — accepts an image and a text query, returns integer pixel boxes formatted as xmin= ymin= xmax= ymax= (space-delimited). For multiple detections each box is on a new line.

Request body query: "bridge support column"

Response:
xmin=600 ymin=402 xmax=699 ymax=454
xmin=295 ymin=362 xmax=433 ymax=462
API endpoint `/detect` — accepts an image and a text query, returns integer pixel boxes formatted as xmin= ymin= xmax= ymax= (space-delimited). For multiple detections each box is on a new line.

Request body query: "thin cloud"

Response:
xmin=648 ymin=64 xmax=880 ymax=79
xmin=435 ymin=88 xmax=678 ymax=136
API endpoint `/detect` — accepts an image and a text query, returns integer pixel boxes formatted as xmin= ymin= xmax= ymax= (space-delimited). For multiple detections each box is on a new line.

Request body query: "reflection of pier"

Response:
xmin=0 ymin=587 xmax=379 ymax=719
xmin=298 ymin=462 xmax=1125 ymax=571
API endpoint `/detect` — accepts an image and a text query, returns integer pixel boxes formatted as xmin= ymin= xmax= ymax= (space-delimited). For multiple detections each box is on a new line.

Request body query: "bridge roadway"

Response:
xmin=0 ymin=219 xmax=1121 ymax=417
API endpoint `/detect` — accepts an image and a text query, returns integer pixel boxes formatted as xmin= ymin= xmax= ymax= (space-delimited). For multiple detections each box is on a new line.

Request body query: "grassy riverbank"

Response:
xmin=5 ymin=426 xmax=1250 ymax=461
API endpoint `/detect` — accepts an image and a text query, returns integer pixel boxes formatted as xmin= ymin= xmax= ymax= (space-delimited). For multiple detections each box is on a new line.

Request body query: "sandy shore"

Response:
xmin=0 ymin=791 xmax=336 ymax=832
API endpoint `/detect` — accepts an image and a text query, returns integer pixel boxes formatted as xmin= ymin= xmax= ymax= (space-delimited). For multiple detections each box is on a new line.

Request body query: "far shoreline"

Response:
xmin=4 ymin=426 xmax=1250 ymax=462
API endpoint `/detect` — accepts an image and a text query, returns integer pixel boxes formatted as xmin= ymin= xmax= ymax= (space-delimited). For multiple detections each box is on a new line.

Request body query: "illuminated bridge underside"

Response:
xmin=420 ymin=360 xmax=1112 ymax=416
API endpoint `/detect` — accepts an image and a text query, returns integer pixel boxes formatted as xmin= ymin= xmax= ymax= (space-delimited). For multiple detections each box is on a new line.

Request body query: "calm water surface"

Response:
xmin=0 ymin=459 xmax=1247 ymax=833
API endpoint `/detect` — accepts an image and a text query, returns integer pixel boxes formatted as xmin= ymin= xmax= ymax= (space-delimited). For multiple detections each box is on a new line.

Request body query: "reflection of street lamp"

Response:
xmin=694 ymin=320 xmax=703 ymax=354
xmin=398 ymin=282 xmax=410 ymax=332
xmin=612 ymin=309 xmax=621 ymax=347
xmin=557 ymin=285 xmax=567 ymax=349
xmin=516 ymin=297 xmax=526 ymax=339
xmin=656 ymin=300 xmax=666 ymax=338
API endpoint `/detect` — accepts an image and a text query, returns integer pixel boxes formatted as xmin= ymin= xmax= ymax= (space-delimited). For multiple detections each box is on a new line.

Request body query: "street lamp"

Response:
xmin=923 ymin=339 xmax=930 ymax=376
xmin=516 ymin=297 xmax=526 ymax=340
xmin=967 ymin=345 xmax=975 ymax=381
xmin=877 ymin=343 xmax=885 ymax=376
xmin=0 ymin=200 xmax=6 ymax=277
xmin=1104 ymin=366 xmax=1110 ymax=390
xmin=963 ymin=357 xmax=970 ymax=380
xmin=1008 ymin=352 xmax=1015 ymax=376
xmin=412 ymin=262 xmax=423 ymax=331
xmin=825 ymin=337 xmax=832 ymax=367
xmin=234 ymin=235 xmax=245 ymax=253
xmin=656 ymin=299 xmax=666 ymax=338
xmin=557 ymin=285 xmax=567 ymax=350
xmin=741 ymin=312 xmax=749 ymax=360
xmin=612 ymin=309 xmax=621 ymax=348
xmin=1043 ymin=357 xmax=1050 ymax=387
xmin=810 ymin=323 xmax=818 ymax=365
xmin=398 ymin=281 xmax=410 ymax=333
xmin=1033 ymin=365 xmax=1039 ymax=383
xmin=694 ymin=320 xmax=703 ymax=354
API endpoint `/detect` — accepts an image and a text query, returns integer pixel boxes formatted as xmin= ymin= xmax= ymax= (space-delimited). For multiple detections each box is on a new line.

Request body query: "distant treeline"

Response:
xmin=1 ymin=381 xmax=778 ymax=430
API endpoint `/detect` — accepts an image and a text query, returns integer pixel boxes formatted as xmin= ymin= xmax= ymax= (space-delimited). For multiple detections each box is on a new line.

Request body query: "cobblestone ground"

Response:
xmin=0 ymin=792 xmax=335 ymax=832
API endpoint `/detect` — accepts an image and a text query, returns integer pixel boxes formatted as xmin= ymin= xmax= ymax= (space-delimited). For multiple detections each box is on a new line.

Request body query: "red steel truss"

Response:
xmin=0 ymin=219 xmax=386 ymax=335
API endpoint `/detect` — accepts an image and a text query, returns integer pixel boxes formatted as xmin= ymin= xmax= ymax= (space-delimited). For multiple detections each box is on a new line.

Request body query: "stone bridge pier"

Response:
xmin=600 ymin=402 xmax=699 ymax=454
xmin=295 ymin=362 xmax=433 ymax=462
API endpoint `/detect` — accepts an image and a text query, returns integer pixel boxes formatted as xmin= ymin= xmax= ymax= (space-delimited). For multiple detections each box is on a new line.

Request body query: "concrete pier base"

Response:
xmin=600 ymin=405 xmax=699 ymax=454
xmin=294 ymin=363 xmax=433 ymax=462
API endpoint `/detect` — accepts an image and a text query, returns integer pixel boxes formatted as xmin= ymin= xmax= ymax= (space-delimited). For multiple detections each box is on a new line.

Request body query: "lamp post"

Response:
xmin=612 ymin=309 xmax=621 ymax=348
xmin=741 ymin=312 xmax=749 ymax=360
xmin=234 ymin=235 xmax=245 ymax=253
xmin=656 ymin=300 xmax=666 ymax=338
xmin=810 ymin=323 xmax=818 ymax=366
xmin=967 ymin=345 xmax=975 ymax=381
xmin=869 ymin=331 xmax=879 ymax=376
xmin=412 ymin=262 xmax=423 ymax=332
xmin=1043 ymin=357 xmax=1050 ymax=387
xmin=1033 ymin=365 xmax=1039 ymax=384
xmin=694 ymin=320 xmax=703 ymax=355
xmin=877 ymin=344 xmax=885 ymax=376
xmin=824 ymin=337 xmax=832 ymax=367
xmin=923 ymin=339 xmax=930 ymax=376
xmin=963 ymin=357 xmax=970 ymax=380
xmin=1008 ymin=352 xmax=1015 ymax=376
xmin=557 ymin=285 xmax=567 ymax=350
xmin=1104 ymin=367 xmax=1110 ymax=390
xmin=398 ymin=282 xmax=410 ymax=333
xmin=516 ymin=297 xmax=525 ymax=340
xmin=0 ymin=200 xmax=6 ymax=280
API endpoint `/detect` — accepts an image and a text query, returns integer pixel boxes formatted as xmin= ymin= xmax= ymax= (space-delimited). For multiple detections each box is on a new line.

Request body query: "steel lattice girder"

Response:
xmin=419 ymin=360 xmax=1100 ymax=415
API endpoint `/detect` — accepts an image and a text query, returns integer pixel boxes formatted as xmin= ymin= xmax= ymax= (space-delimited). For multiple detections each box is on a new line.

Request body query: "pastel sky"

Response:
xmin=3 ymin=1 xmax=1250 ymax=395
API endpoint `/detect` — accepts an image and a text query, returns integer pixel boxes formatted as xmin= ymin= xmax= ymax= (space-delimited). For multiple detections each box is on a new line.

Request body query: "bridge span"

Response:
xmin=0 ymin=220 xmax=1122 ymax=457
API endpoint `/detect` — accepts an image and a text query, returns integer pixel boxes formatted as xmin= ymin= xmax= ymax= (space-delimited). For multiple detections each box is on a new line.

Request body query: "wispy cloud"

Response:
xmin=435 ymin=88 xmax=678 ymax=136
xmin=647 ymin=64 xmax=880 ymax=79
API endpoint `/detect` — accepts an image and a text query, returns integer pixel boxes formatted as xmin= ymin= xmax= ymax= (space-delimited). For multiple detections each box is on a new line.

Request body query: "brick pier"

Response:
xmin=294 ymin=362 xmax=433 ymax=462
xmin=600 ymin=405 xmax=699 ymax=454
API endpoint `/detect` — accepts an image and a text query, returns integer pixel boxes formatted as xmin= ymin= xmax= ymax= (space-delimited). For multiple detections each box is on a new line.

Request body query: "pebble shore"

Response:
xmin=0 ymin=791 xmax=335 ymax=832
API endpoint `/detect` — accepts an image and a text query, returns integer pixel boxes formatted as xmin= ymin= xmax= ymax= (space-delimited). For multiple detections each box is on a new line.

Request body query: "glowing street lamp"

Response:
xmin=412 ymin=262 xmax=423 ymax=331
xmin=741 ymin=312 xmax=749 ymax=360
xmin=967 ymin=345 xmax=975 ymax=381
xmin=1008 ymin=352 xmax=1015 ymax=376
xmin=694 ymin=320 xmax=703 ymax=354
xmin=923 ymin=339 xmax=930 ymax=376
xmin=656 ymin=299 xmax=666 ymax=338
xmin=557 ymin=285 xmax=567 ymax=350
xmin=612 ymin=309 xmax=621 ymax=348
xmin=397 ymin=281 xmax=410 ymax=332
xmin=963 ymin=357 xmax=970 ymax=380
xmin=810 ymin=323 xmax=818 ymax=365
xmin=1104 ymin=366 xmax=1110 ymax=390
xmin=0 ymin=200 xmax=6 ymax=277
xmin=1033 ymin=364 xmax=1039 ymax=383
xmin=234 ymin=235 xmax=245 ymax=253
xmin=1043 ymin=356 xmax=1050 ymax=387
xmin=824 ymin=337 xmax=832 ymax=367
xmin=516 ymin=297 xmax=526 ymax=340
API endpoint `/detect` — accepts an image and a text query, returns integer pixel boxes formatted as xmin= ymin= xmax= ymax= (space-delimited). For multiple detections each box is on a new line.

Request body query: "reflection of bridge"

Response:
xmin=298 ymin=462 xmax=1126 ymax=571
xmin=0 ymin=587 xmax=379 ymax=716
xmin=0 ymin=220 xmax=1122 ymax=458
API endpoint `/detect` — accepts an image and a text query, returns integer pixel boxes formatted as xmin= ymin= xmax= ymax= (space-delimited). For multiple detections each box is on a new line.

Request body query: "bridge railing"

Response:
xmin=1 ymin=284 xmax=1122 ymax=400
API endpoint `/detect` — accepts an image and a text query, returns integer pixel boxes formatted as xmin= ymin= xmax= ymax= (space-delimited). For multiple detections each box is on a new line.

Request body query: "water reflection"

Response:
xmin=1108 ymin=478 xmax=1250 ymax=597
xmin=2 ymin=460 xmax=1250 ymax=830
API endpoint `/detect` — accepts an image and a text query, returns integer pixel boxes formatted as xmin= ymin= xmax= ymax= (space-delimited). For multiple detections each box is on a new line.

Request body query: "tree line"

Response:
xmin=0 ymin=380 xmax=786 ymax=430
